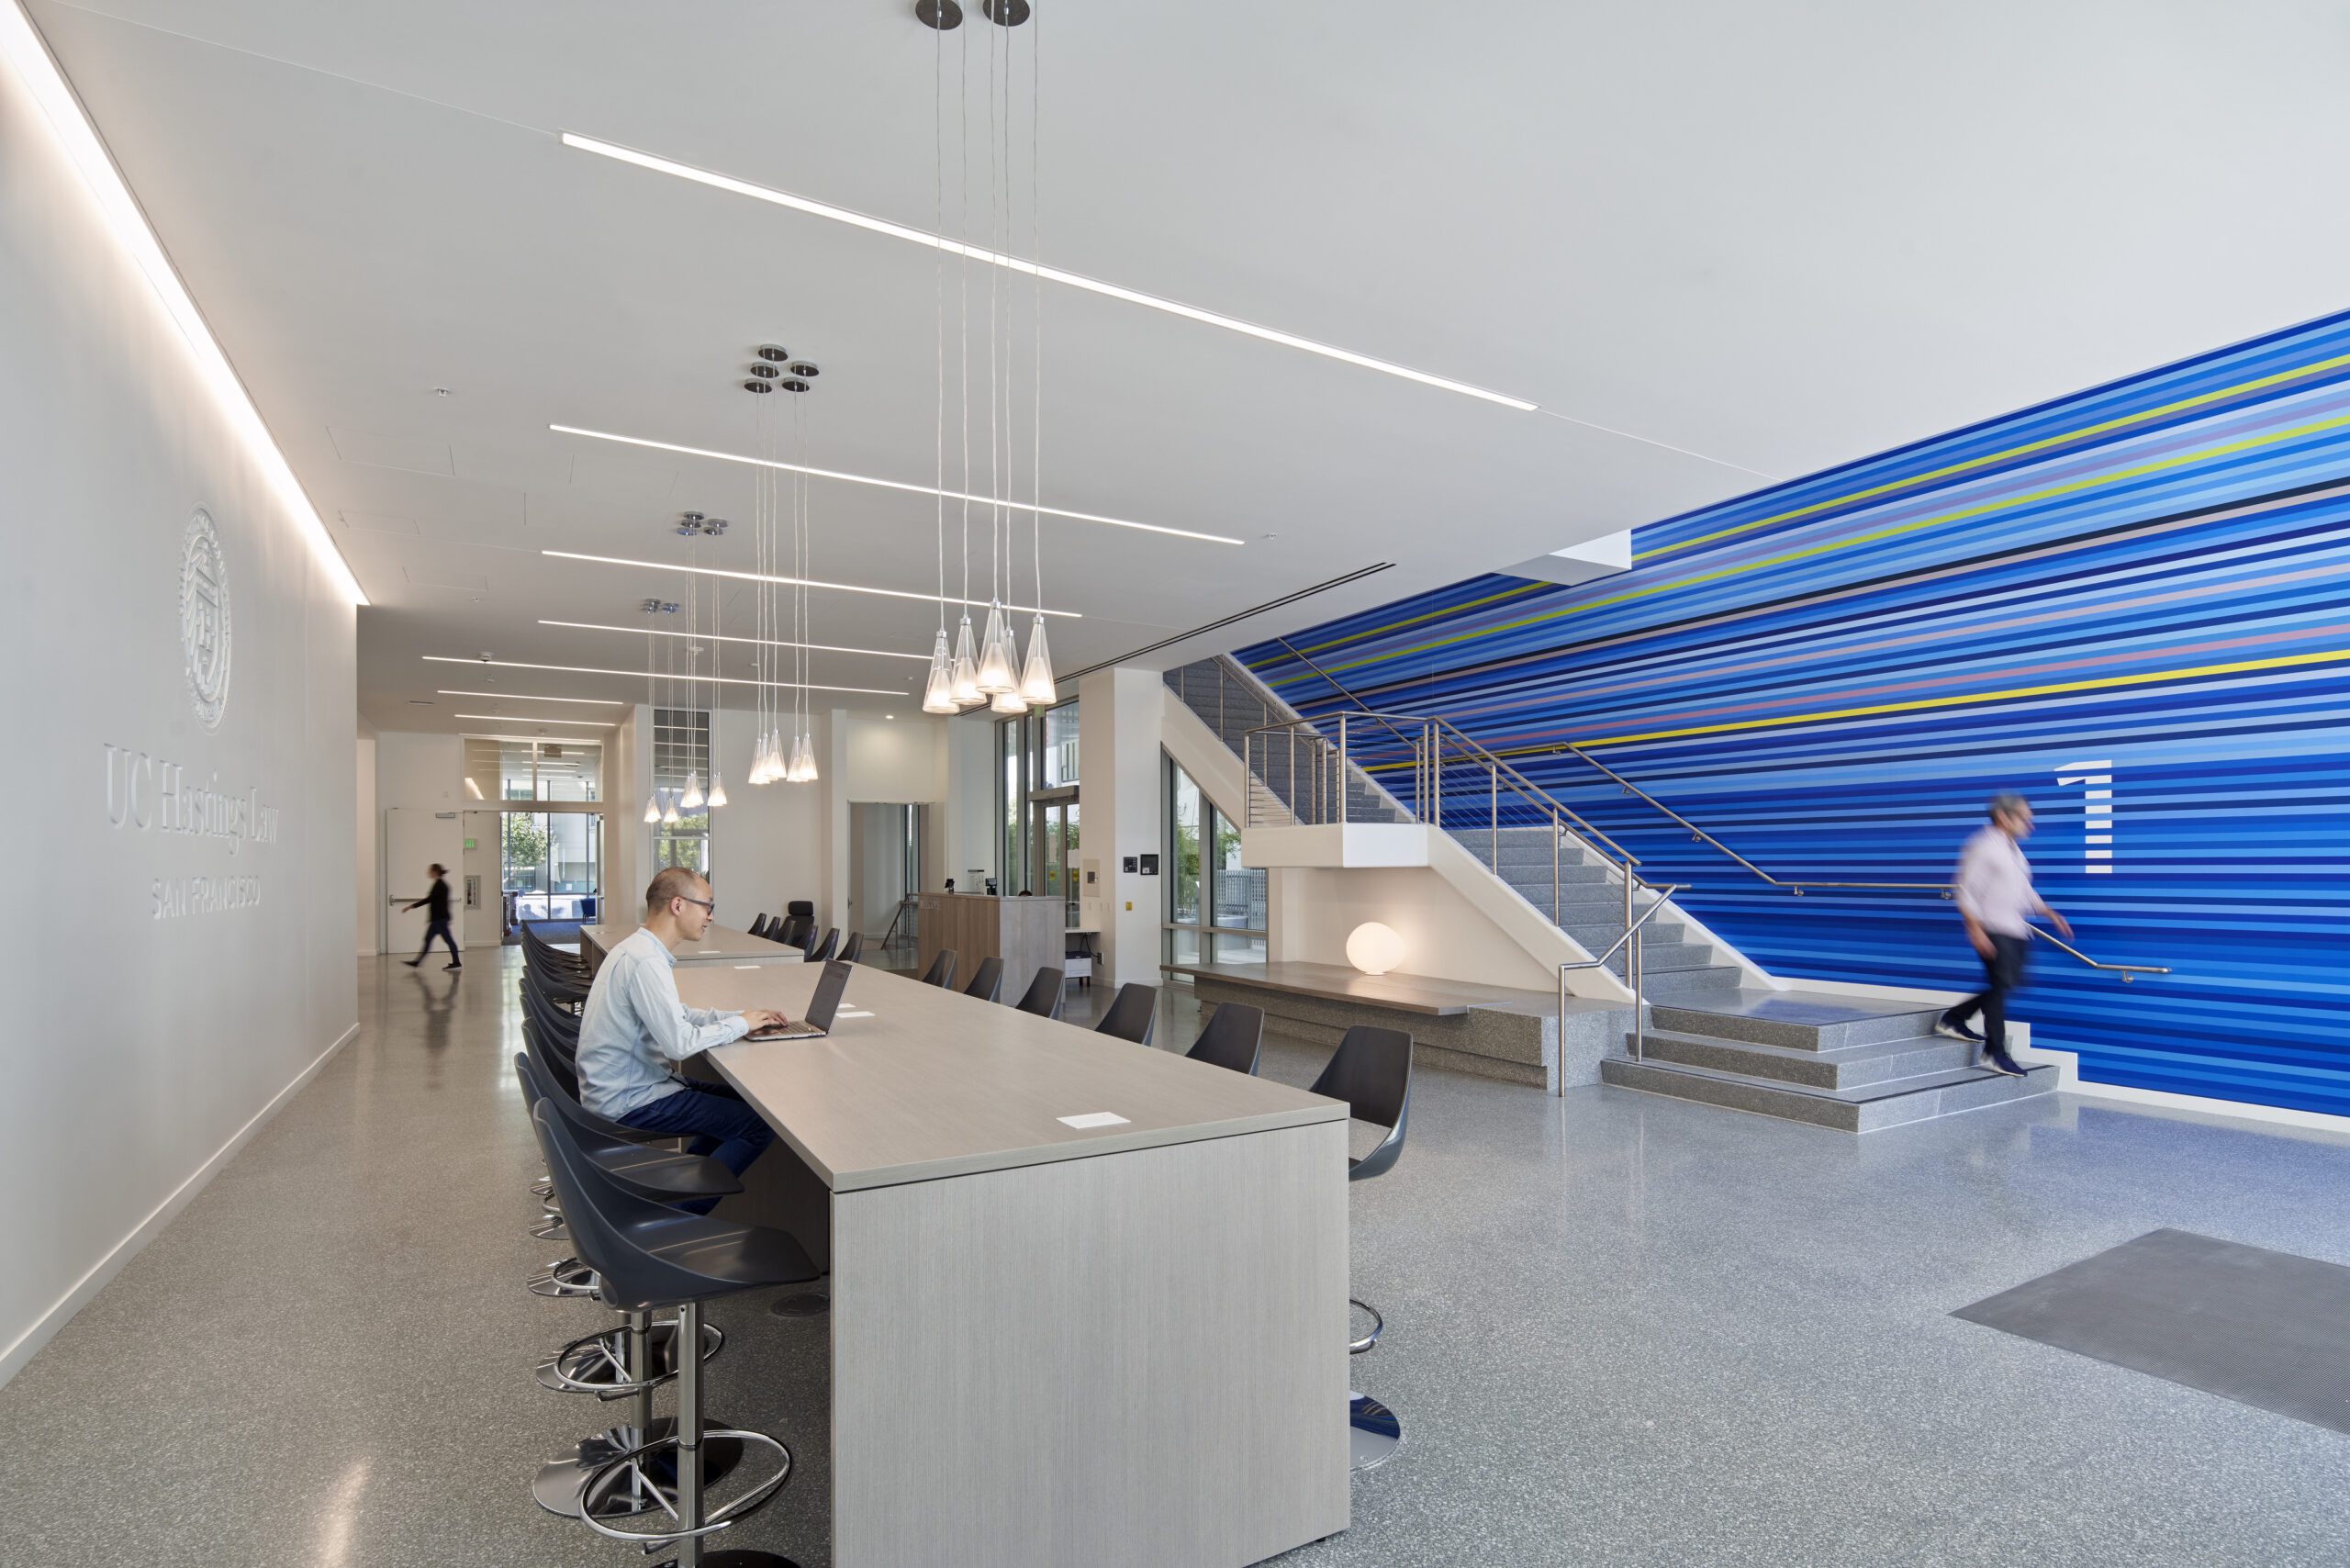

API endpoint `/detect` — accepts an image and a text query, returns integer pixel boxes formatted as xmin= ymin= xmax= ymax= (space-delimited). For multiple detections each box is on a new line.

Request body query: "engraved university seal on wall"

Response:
xmin=180 ymin=508 xmax=231 ymax=730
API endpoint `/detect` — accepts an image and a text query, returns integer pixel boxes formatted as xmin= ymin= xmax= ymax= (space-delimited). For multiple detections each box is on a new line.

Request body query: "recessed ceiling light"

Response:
xmin=450 ymin=713 xmax=614 ymax=727
xmin=539 ymin=551 xmax=1080 ymax=618
xmin=549 ymin=424 xmax=1238 ymax=545
xmin=1 ymin=4 xmax=367 ymax=603
xmin=539 ymin=620 xmax=931 ymax=662
xmin=425 ymin=655 xmax=904 ymax=696
xmin=436 ymin=689 xmax=624 ymax=705
xmin=560 ymin=132 xmax=1538 ymax=413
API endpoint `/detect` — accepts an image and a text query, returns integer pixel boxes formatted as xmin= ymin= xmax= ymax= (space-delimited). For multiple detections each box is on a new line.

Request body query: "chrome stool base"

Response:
xmin=1348 ymin=1297 xmax=1383 ymax=1355
xmin=532 ymin=1420 xmax=746 ymax=1518
xmin=1348 ymin=1391 xmax=1402 ymax=1472
xmin=527 ymin=1256 xmax=599 ymax=1297
xmin=534 ymin=1316 xmax=725 ymax=1394
xmin=532 ymin=1214 xmax=567 ymax=1241
xmin=652 ymin=1551 xmax=801 ymax=1567
xmin=577 ymin=1428 xmax=790 ymax=1548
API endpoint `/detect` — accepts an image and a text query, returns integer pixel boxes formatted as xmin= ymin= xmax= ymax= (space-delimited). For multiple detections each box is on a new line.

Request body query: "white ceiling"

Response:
xmin=33 ymin=0 xmax=2350 ymax=735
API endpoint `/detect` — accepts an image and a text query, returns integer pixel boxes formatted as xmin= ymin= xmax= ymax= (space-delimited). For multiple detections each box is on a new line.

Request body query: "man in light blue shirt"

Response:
xmin=576 ymin=867 xmax=786 ymax=1184
xmin=1933 ymin=793 xmax=2071 ymax=1077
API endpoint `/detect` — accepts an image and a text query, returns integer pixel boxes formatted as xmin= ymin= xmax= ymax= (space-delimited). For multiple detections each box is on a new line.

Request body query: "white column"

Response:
xmin=1078 ymin=667 xmax=1165 ymax=989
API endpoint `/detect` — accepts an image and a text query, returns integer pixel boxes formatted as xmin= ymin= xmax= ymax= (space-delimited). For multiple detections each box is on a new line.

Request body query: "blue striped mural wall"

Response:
xmin=1238 ymin=309 xmax=2350 ymax=1118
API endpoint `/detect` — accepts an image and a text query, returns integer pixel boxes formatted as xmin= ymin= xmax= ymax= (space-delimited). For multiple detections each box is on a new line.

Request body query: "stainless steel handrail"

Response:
xmin=2031 ymin=926 xmax=2169 ymax=980
xmin=1555 ymin=885 xmax=1685 ymax=1091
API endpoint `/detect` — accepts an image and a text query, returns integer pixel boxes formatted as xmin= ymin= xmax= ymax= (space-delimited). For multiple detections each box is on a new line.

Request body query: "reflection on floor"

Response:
xmin=2 ymin=950 xmax=2348 ymax=1566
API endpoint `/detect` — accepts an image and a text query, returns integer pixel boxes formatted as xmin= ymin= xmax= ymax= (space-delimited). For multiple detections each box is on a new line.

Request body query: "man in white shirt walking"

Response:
xmin=575 ymin=867 xmax=787 ymax=1196
xmin=1935 ymin=793 xmax=2071 ymax=1076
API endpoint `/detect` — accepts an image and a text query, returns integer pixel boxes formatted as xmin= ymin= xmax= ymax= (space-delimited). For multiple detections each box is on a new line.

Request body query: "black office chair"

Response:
xmin=1093 ymin=982 xmax=1157 ymax=1047
xmin=532 ymin=1103 xmax=811 ymax=1567
xmin=839 ymin=931 xmax=864 ymax=964
xmin=806 ymin=927 xmax=839 ymax=964
xmin=514 ymin=1056 xmax=743 ymax=1522
xmin=920 ymin=950 xmax=957 ymax=989
xmin=1013 ymin=966 xmax=1065 ymax=1019
xmin=1310 ymin=1025 xmax=1414 ymax=1471
xmin=748 ymin=913 xmax=773 ymax=939
xmin=962 ymin=956 xmax=1005 ymax=1003
xmin=1185 ymin=1003 xmax=1264 ymax=1076
xmin=777 ymin=901 xmax=815 ymax=949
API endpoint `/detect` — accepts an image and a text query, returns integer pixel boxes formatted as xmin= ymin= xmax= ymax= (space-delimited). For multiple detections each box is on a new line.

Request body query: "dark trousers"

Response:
xmin=1944 ymin=933 xmax=2028 ymax=1054
xmin=413 ymin=918 xmax=461 ymax=965
xmin=619 ymin=1081 xmax=775 ymax=1210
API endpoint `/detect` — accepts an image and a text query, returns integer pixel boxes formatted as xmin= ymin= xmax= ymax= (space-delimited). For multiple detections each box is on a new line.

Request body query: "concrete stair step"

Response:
xmin=1635 ymin=965 xmax=1744 ymax=997
xmin=1560 ymin=919 xmax=1688 ymax=951
xmin=1646 ymin=991 xmax=1946 ymax=1052
xmin=1598 ymin=1054 xmax=2057 ymax=1132
xmin=1595 ymin=940 xmax=1717 ymax=975
xmin=1629 ymin=1027 xmax=1980 ymax=1090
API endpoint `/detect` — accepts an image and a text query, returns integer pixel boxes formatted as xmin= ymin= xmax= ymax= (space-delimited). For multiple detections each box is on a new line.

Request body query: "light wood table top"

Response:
xmin=675 ymin=962 xmax=1345 ymax=1193
xmin=579 ymin=922 xmax=801 ymax=964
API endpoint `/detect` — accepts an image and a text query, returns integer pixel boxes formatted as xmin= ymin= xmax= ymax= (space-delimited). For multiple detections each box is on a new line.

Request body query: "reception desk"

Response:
xmin=916 ymin=890 xmax=1063 ymax=991
xmin=674 ymin=960 xmax=1349 ymax=1567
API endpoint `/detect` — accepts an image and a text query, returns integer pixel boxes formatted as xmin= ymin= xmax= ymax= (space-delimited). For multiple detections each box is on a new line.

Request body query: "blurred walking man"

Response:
xmin=1935 ymin=793 xmax=2069 ymax=1075
xmin=400 ymin=863 xmax=461 ymax=971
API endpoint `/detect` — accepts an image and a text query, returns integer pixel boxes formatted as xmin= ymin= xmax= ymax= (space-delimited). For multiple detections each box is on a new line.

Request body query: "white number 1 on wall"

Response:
xmin=2053 ymin=759 xmax=2114 ymax=875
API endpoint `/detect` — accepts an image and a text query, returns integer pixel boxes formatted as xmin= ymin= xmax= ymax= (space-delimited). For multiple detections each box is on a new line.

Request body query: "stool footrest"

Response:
xmin=576 ymin=1428 xmax=790 ymax=1547
xmin=534 ymin=1316 xmax=726 ymax=1397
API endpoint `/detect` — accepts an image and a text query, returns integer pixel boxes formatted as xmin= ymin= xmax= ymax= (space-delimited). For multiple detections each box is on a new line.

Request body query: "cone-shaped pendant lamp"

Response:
xmin=950 ymin=614 xmax=981 ymax=703
xmin=802 ymin=730 xmax=822 ymax=782
xmin=706 ymin=773 xmax=729 ymax=809
xmin=661 ymin=793 xmax=681 ymax=824
xmin=643 ymin=792 xmax=662 ymax=824
xmin=975 ymin=604 xmax=1015 ymax=693
xmin=678 ymin=770 xmax=705 ymax=811
xmin=990 ymin=686 xmax=1028 ymax=714
xmin=922 ymin=628 xmax=957 ymax=714
xmin=1019 ymin=615 xmax=1057 ymax=705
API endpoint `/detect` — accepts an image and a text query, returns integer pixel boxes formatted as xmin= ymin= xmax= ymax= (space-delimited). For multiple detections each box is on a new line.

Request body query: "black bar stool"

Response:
xmin=1012 ymin=965 xmax=1065 ymax=1019
xmin=532 ymin=1103 xmax=815 ymax=1568
xmin=1185 ymin=1002 xmax=1264 ymax=1075
xmin=1093 ymin=982 xmax=1158 ymax=1046
xmin=1310 ymin=1025 xmax=1413 ymax=1471
xmin=804 ymin=928 xmax=838 ymax=963
xmin=919 ymin=949 xmax=957 ymax=988
xmin=961 ymin=956 xmax=1004 ymax=1002
xmin=515 ymin=1054 xmax=742 ymax=1520
xmin=747 ymin=913 xmax=772 ymax=939
xmin=838 ymin=931 xmax=864 ymax=963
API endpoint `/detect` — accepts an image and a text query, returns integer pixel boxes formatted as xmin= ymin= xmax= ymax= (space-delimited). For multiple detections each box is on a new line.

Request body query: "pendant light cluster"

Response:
xmin=921 ymin=0 xmax=1054 ymax=716
xmin=744 ymin=347 xmax=822 ymax=786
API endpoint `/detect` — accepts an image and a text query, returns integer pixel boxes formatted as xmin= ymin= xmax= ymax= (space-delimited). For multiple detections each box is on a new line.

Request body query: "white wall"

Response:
xmin=939 ymin=713 xmax=998 ymax=890
xmin=368 ymin=730 xmax=462 ymax=953
xmin=0 ymin=46 xmax=356 ymax=1383
xmin=1269 ymin=868 xmax=1565 ymax=990
xmin=707 ymin=710 xmax=832 ymax=930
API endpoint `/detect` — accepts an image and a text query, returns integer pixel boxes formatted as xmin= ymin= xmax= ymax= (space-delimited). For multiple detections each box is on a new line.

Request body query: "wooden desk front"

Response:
xmin=674 ymin=962 xmax=1350 ymax=1567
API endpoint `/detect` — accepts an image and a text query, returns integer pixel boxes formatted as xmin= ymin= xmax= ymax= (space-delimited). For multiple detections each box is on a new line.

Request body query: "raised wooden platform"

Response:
xmin=1164 ymin=961 xmax=1630 ymax=1092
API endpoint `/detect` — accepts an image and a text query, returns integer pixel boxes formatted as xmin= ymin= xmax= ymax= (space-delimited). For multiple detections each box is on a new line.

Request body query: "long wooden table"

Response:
xmin=576 ymin=921 xmax=801 ymax=969
xmin=673 ymin=961 xmax=1351 ymax=1567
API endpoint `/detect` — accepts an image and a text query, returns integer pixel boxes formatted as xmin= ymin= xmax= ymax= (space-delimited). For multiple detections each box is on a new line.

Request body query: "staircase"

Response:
xmin=1165 ymin=656 xmax=2059 ymax=1132
xmin=1600 ymin=992 xmax=2058 ymax=1132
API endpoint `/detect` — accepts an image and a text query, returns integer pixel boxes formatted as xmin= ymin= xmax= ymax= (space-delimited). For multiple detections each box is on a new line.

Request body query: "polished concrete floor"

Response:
xmin=4 ymin=950 xmax=2349 ymax=1565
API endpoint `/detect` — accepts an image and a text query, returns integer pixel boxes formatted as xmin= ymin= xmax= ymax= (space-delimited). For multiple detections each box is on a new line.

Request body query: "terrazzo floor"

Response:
xmin=3 ymin=950 xmax=2347 ymax=1565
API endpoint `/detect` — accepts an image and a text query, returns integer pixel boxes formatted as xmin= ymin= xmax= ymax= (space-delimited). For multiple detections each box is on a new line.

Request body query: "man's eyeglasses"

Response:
xmin=677 ymin=895 xmax=715 ymax=914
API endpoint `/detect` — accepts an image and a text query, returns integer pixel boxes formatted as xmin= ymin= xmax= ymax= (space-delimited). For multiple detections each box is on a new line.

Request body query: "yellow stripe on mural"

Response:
xmin=1572 ymin=646 xmax=2350 ymax=749
xmin=1636 ymin=350 xmax=2350 ymax=565
xmin=1290 ymin=409 xmax=2350 ymax=684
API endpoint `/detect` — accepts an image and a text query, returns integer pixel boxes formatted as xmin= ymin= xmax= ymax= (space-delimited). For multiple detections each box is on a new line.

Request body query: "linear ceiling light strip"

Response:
xmin=548 ymin=422 xmax=1237 ymax=544
xmin=450 ymin=713 xmax=614 ymax=726
xmin=560 ymin=131 xmax=1536 ymax=413
xmin=0 ymin=3 xmax=366 ymax=605
xmin=540 ymin=620 xmax=931 ymax=661
xmin=436 ymin=689 xmax=624 ymax=704
xmin=539 ymin=548 xmax=1080 ymax=618
xmin=423 ymin=655 xmax=902 ymax=696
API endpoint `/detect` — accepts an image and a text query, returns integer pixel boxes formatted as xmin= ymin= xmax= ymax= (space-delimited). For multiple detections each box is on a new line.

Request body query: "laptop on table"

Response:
xmin=744 ymin=960 xmax=854 ymax=1041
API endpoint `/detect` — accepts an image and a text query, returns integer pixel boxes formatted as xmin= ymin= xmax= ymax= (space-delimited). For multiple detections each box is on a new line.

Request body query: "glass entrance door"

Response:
xmin=1030 ymin=798 xmax=1080 ymax=922
xmin=500 ymin=811 xmax=603 ymax=937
